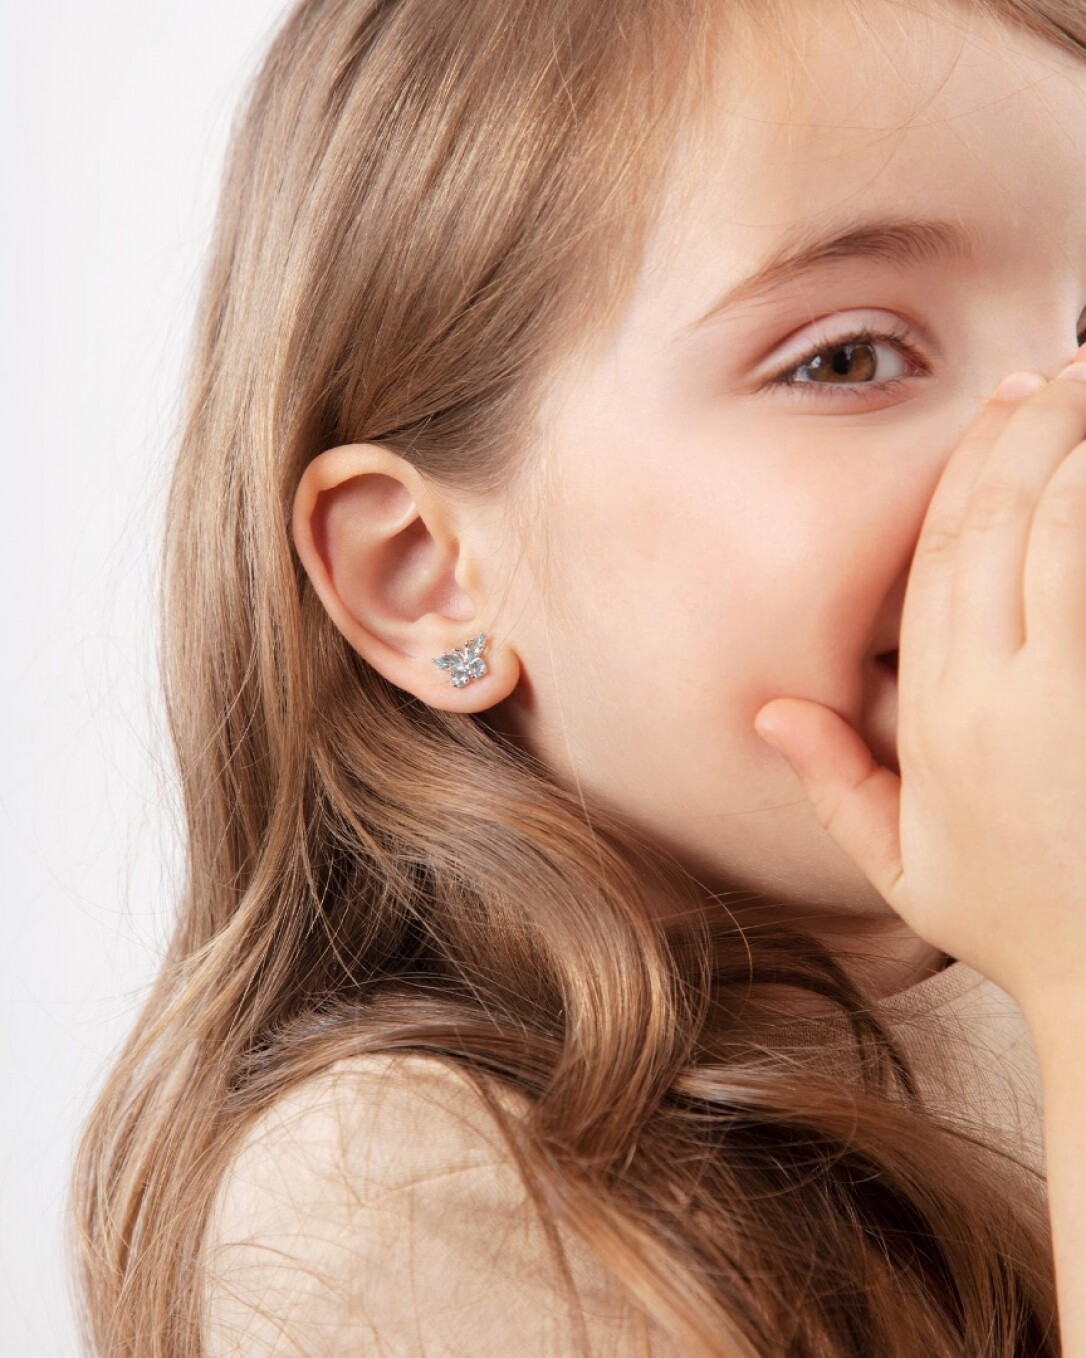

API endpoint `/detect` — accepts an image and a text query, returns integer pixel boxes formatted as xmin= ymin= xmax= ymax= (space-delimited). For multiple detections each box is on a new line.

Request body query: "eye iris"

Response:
xmin=807 ymin=341 xmax=878 ymax=384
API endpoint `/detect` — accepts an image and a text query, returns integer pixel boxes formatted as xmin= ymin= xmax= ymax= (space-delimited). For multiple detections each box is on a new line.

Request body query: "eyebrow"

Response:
xmin=676 ymin=216 xmax=978 ymax=339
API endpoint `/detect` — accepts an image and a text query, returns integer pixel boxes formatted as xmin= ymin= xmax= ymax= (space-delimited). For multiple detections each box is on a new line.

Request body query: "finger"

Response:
xmin=900 ymin=375 xmax=1042 ymax=690
xmin=952 ymin=362 xmax=1086 ymax=661
xmin=754 ymin=698 xmax=909 ymax=918
xmin=1025 ymin=436 xmax=1086 ymax=664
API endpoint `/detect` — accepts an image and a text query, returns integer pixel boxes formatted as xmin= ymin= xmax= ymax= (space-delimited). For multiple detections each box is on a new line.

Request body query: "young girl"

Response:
xmin=72 ymin=0 xmax=1086 ymax=1353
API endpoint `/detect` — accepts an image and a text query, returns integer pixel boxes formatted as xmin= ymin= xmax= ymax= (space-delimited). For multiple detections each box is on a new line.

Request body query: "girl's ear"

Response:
xmin=291 ymin=444 xmax=520 ymax=711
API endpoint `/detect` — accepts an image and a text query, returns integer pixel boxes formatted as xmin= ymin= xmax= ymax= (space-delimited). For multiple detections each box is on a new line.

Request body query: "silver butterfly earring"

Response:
xmin=432 ymin=633 xmax=488 ymax=688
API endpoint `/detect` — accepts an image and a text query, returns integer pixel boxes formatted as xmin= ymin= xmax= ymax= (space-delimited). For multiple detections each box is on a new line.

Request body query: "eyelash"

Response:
xmin=765 ymin=321 xmax=928 ymax=401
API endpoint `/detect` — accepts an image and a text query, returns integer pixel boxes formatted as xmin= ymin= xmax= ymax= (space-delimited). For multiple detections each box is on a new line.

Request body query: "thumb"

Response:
xmin=753 ymin=698 xmax=907 ymax=913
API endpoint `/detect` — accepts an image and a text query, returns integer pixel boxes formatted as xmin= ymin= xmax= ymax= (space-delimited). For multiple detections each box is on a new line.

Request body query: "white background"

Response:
xmin=3 ymin=5 xmax=292 ymax=1353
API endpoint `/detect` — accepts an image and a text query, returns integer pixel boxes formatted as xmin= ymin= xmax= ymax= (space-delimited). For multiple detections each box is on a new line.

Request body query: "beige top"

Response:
xmin=203 ymin=960 xmax=1046 ymax=1357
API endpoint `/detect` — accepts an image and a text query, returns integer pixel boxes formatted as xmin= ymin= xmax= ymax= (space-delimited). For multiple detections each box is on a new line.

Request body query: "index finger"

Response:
xmin=900 ymin=372 xmax=1047 ymax=684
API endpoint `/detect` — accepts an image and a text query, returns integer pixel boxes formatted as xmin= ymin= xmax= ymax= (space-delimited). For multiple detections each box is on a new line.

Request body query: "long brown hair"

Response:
xmin=72 ymin=1 xmax=1084 ymax=1354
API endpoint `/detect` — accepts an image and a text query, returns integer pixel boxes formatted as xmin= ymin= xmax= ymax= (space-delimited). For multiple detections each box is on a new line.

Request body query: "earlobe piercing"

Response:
xmin=432 ymin=633 xmax=488 ymax=688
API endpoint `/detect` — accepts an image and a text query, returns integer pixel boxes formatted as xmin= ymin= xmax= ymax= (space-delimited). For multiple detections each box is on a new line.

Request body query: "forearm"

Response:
xmin=1025 ymin=1004 xmax=1086 ymax=1356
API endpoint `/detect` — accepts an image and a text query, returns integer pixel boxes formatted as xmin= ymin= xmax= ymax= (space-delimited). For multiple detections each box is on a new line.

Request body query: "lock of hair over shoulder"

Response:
xmin=71 ymin=1 xmax=1086 ymax=1355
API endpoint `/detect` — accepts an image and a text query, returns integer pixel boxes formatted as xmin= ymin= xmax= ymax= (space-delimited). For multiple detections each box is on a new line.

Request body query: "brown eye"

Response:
xmin=765 ymin=322 xmax=927 ymax=401
xmin=799 ymin=340 xmax=879 ymax=385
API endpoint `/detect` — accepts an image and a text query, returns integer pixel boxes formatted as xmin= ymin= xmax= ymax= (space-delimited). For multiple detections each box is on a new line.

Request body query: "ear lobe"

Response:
xmin=291 ymin=443 xmax=521 ymax=710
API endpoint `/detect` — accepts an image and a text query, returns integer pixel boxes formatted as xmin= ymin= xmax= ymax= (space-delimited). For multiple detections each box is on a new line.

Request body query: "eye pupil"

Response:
xmin=831 ymin=347 xmax=854 ymax=375
xmin=809 ymin=341 xmax=878 ymax=383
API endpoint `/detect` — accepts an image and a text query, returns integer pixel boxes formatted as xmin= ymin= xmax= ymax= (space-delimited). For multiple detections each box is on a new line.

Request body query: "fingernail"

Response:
xmin=1055 ymin=362 xmax=1086 ymax=383
xmin=992 ymin=372 xmax=1046 ymax=400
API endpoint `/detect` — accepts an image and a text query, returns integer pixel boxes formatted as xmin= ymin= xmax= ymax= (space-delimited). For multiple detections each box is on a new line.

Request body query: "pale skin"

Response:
xmin=758 ymin=360 xmax=1086 ymax=1355
xmin=292 ymin=0 xmax=1086 ymax=1347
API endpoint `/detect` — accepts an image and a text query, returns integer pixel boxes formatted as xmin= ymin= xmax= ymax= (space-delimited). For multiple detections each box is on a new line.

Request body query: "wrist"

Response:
xmin=1017 ymin=989 xmax=1086 ymax=1076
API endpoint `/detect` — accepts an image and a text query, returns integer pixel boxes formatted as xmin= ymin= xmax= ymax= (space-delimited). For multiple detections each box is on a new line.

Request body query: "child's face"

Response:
xmin=493 ymin=0 xmax=1086 ymax=927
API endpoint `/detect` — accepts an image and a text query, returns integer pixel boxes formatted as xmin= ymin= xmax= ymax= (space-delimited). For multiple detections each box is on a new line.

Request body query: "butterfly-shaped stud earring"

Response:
xmin=432 ymin=633 xmax=488 ymax=689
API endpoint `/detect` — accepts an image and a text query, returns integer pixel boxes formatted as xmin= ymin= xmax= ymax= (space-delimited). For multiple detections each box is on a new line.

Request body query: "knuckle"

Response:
xmin=817 ymin=788 xmax=850 ymax=841
xmin=1036 ymin=483 xmax=1086 ymax=532
xmin=964 ymin=479 xmax=1031 ymax=532
xmin=916 ymin=519 xmax=960 ymax=563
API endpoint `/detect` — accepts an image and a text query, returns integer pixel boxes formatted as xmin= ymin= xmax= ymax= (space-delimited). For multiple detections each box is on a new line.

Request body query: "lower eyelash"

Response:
xmin=766 ymin=324 xmax=927 ymax=400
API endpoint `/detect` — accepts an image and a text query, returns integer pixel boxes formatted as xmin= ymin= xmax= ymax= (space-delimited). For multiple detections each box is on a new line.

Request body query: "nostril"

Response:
xmin=877 ymin=650 xmax=899 ymax=672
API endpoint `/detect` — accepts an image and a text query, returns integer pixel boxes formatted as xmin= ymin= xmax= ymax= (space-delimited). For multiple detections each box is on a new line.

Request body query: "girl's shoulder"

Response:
xmin=202 ymin=1052 xmax=654 ymax=1357
xmin=209 ymin=1051 xmax=525 ymax=1224
xmin=203 ymin=1052 xmax=527 ymax=1356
